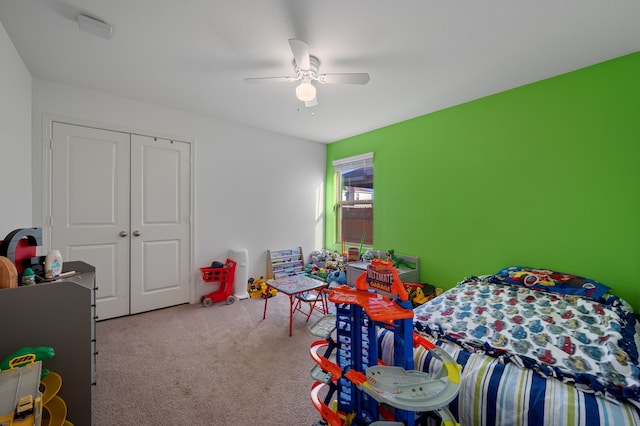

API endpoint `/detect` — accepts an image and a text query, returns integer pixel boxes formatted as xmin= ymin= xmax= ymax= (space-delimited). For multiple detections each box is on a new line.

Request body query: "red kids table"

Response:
xmin=262 ymin=274 xmax=327 ymax=336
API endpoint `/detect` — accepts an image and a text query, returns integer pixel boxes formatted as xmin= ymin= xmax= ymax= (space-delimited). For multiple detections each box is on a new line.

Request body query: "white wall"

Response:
xmin=31 ymin=78 xmax=326 ymax=300
xmin=0 ymin=22 xmax=32 ymax=237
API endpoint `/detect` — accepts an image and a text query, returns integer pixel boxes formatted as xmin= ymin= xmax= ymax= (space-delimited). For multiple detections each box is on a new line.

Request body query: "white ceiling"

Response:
xmin=1 ymin=1 xmax=639 ymax=144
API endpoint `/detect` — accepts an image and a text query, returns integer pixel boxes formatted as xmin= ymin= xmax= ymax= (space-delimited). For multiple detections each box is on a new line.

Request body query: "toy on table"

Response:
xmin=21 ymin=267 xmax=36 ymax=286
xmin=309 ymin=249 xmax=344 ymax=267
xmin=361 ymin=250 xmax=374 ymax=262
xmin=305 ymin=263 xmax=330 ymax=281
xmin=309 ymin=249 xmax=346 ymax=284
xmin=386 ymin=249 xmax=416 ymax=269
xmin=309 ymin=259 xmax=461 ymax=426
xmin=0 ymin=256 xmax=18 ymax=289
xmin=347 ymin=247 xmax=360 ymax=262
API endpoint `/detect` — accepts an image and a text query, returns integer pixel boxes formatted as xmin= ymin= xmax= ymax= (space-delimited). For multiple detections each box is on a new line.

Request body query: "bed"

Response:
xmin=378 ymin=266 xmax=640 ymax=425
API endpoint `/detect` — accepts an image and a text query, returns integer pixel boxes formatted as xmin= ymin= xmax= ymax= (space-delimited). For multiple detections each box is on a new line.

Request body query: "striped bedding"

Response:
xmin=411 ymin=275 xmax=640 ymax=401
xmin=378 ymin=329 xmax=640 ymax=425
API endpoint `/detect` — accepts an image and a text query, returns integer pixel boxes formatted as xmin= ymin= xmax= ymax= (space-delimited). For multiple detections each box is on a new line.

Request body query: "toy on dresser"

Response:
xmin=307 ymin=249 xmax=346 ymax=283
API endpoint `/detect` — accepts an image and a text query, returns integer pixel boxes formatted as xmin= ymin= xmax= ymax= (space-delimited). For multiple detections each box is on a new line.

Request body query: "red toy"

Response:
xmin=199 ymin=258 xmax=237 ymax=307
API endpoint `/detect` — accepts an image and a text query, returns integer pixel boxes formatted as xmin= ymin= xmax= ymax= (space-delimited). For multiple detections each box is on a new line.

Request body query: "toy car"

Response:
xmin=16 ymin=395 xmax=33 ymax=415
xmin=557 ymin=335 xmax=576 ymax=355
xmin=533 ymin=348 xmax=557 ymax=364
xmin=511 ymin=315 xmax=524 ymax=324
xmin=511 ymin=325 xmax=528 ymax=340
xmin=527 ymin=319 xmax=543 ymax=333
xmin=470 ymin=325 xmax=488 ymax=339
xmin=491 ymin=320 xmax=506 ymax=332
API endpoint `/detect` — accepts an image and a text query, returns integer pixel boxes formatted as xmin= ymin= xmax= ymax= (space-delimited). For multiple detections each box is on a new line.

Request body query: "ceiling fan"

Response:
xmin=244 ymin=39 xmax=370 ymax=107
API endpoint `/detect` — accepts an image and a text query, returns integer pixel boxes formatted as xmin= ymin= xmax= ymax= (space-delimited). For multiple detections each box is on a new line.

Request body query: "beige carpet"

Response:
xmin=92 ymin=293 xmax=328 ymax=425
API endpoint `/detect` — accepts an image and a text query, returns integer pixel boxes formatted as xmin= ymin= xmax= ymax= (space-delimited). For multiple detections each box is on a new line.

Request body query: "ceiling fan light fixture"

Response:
xmin=295 ymin=82 xmax=316 ymax=102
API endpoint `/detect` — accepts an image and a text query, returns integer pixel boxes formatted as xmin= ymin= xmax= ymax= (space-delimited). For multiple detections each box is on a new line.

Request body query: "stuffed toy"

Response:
xmin=327 ymin=270 xmax=347 ymax=287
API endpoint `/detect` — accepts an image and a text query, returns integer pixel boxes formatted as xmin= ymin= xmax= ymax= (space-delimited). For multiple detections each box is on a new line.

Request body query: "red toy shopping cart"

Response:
xmin=199 ymin=258 xmax=237 ymax=307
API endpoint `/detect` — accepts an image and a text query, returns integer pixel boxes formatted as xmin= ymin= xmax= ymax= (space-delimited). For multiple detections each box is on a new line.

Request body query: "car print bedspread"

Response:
xmin=412 ymin=277 xmax=640 ymax=404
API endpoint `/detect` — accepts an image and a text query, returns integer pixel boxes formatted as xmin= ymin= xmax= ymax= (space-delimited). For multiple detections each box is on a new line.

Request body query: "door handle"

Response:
xmin=133 ymin=230 xmax=141 ymax=237
xmin=119 ymin=231 xmax=128 ymax=237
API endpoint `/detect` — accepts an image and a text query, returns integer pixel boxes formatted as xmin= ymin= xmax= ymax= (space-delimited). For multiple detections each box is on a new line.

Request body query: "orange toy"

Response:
xmin=354 ymin=258 xmax=409 ymax=302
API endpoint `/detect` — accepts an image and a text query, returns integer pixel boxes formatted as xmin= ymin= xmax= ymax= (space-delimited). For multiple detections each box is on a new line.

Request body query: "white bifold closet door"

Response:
xmin=51 ymin=122 xmax=191 ymax=320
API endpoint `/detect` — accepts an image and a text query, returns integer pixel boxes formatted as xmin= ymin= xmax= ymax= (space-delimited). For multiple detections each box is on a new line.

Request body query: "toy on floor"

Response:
xmin=405 ymin=283 xmax=428 ymax=307
xmin=199 ymin=258 xmax=237 ymax=307
xmin=263 ymin=284 xmax=277 ymax=298
xmin=247 ymin=276 xmax=276 ymax=298
xmin=248 ymin=277 xmax=266 ymax=298
xmin=308 ymin=259 xmax=461 ymax=426
xmin=405 ymin=283 xmax=439 ymax=308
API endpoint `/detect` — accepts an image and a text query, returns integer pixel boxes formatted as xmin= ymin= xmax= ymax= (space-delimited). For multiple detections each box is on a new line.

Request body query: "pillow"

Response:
xmin=491 ymin=266 xmax=611 ymax=300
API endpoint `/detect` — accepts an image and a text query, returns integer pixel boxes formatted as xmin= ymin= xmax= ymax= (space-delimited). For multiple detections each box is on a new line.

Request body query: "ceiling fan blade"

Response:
xmin=317 ymin=73 xmax=370 ymax=85
xmin=244 ymin=76 xmax=296 ymax=84
xmin=288 ymin=39 xmax=311 ymax=70
xmin=305 ymin=97 xmax=318 ymax=108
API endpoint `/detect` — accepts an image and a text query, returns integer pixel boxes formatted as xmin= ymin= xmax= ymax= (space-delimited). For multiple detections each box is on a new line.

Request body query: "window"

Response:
xmin=333 ymin=153 xmax=373 ymax=246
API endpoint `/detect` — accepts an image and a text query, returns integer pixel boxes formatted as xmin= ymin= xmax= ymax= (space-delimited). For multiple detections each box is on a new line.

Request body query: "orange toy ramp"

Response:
xmin=310 ymin=382 xmax=344 ymax=426
xmin=309 ymin=340 xmax=342 ymax=380
xmin=328 ymin=286 xmax=413 ymax=323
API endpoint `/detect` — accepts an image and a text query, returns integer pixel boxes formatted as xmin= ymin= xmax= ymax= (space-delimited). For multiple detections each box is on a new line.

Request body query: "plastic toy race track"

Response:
xmin=309 ymin=259 xmax=461 ymax=426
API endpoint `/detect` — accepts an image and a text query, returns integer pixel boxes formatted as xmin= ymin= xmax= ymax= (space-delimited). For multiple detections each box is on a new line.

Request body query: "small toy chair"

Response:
xmin=294 ymin=289 xmax=328 ymax=322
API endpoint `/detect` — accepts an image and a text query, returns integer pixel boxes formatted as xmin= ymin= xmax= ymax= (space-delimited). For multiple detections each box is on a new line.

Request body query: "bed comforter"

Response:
xmin=380 ymin=272 xmax=640 ymax=425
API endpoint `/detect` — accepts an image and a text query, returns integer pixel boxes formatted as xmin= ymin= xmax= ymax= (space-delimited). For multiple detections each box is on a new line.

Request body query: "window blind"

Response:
xmin=332 ymin=152 xmax=373 ymax=171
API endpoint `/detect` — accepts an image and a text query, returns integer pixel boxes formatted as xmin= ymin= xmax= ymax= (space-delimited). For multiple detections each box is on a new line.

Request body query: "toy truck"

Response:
xmin=15 ymin=394 xmax=34 ymax=417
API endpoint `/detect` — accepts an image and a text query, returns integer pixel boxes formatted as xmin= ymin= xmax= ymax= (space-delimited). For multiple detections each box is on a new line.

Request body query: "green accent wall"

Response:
xmin=325 ymin=52 xmax=640 ymax=311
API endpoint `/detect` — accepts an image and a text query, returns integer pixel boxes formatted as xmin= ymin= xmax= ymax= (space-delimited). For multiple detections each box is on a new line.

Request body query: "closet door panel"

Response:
xmin=129 ymin=135 xmax=191 ymax=314
xmin=51 ymin=122 xmax=131 ymax=320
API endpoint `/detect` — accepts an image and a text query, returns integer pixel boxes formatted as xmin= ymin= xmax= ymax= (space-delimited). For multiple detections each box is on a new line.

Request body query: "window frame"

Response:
xmin=332 ymin=152 xmax=374 ymax=246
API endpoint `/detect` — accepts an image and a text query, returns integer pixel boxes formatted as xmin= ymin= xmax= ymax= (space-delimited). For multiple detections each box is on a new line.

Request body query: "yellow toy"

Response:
xmin=0 ymin=353 xmax=43 ymax=426
xmin=412 ymin=286 xmax=429 ymax=305
xmin=261 ymin=282 xmax=277 ymax=298
xmin=248 ymin=277 xmax=266 ymax=298
xmin=247 ymin=277 xmax=277 ymax=298
xmin=405 ymin=283 xmax=439 ymax=307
